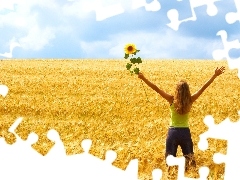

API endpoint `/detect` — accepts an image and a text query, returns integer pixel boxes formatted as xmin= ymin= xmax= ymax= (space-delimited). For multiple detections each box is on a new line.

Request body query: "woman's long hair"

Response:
xmin=173 ymin=80 xmax=192 ymax=115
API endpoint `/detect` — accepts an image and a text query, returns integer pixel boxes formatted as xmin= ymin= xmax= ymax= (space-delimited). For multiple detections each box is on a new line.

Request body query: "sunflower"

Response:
xmin=124 ymin=43 xmax=137 ymax=55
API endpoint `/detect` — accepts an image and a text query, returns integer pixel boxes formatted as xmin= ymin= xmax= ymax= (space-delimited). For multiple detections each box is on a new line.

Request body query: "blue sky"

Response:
xmin=0 ymin=0 xmax=239 ymax=59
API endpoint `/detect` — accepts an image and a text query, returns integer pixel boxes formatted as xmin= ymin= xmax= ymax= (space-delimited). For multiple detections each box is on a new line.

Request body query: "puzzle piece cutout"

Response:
xmin=4 ymin=115 xmax=229 ymax=180
xmin=0 ymin=41 xmax=21 ymax=58
xmin=1 ymin=117 xmax=166 ymax=180
xmin=0 ymin=84 xmax=8 ymax=97
xmin=6 ymin=117 xmax=42 ymax=160
xmin=81 ymin=0 xmax=124 ymax=21
xmin=82 ymin=0 xmax=223 ymax=23
xmin=225 ymin=0 xmax=240 ymax=24
xmin=0 ymin=84 xmax=162 ymax=180
xmin=5 ymin=114 xmax=240 ymax=179
xmin=69 ymin=0 xmax=240 ymax=27
xmin=212 ymin=30 xmax=240 ymax=78
xmin=85 ymin=0 xmax=161 ymax=21
xmin=198 ymin=115 xmax=240 ymax=180
xmin=2 ymin=85 xmax=240 ymax=179
xmin=132 ymin=0 xmax=161 ymax=12
xmin=45 ymin=129 xmax=66 ymax=158
xmin=167 ymin=0 xmax=220 ymax=30
xmin=0 ymin=0 xmax=18 ymax=11
xmin=166 ymin=155 xmax=209 ymax=180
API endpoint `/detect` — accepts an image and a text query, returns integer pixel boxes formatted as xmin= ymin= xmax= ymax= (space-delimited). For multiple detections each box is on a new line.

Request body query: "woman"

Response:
xmin=138 ymin=66 xmax=225 ymax=170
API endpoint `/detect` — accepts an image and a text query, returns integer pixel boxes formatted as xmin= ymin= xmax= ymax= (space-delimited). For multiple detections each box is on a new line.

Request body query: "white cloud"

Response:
xmin=0 ymin=0 xmax=60 ymax=55
xmin=63 ymin=0 xmax=126 ymax=21
xmin=0 ymin=0 xmax=56 ymax=28
xmin=0 ymin=0 xmax=237 ymax=59
xmin=80 ymin=40 xmax=112 ymax=56
xmin=0 ymin=0 xmax=18 ymax=11
xmin=19 ymin=26 xmax=55 ymax=51
xmin=0 ymin=37 xmax=20 ymax=58
xmin=94 ymin=0 xmax=125 ymax=21
xmin=62 ymin=0 xmax=97 ymax=19
xmin=132 ymin=0 xmax=161 ymax=11
xmin=17 ymin=0 xmax=59 ymax=12
xmin=81 ymin=29 xmax=222 ymax=59
xmin=106 ymin=30 xmax=194 ymax=58
xmin=78 ymin=30 xmax=174 ymax=58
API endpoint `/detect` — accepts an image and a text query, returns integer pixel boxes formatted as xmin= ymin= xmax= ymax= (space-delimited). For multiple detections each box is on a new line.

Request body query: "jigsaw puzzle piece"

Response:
xmin=166 ymin=155 xmax=185 ymax=178
xmin=89 ymin=0 xmax=124 ymax=21
xmin=64 ymin=139 xmax=139 ymax=180
xmin=45 ymin=129 xmax=66 ymax=158
xmin=212 ymin=30 xmax=240 ymax=78
xmin=64 ymin=139 xmax=101 ymax=179
xmin=212 ymin=30 xmax=240 ymax=60
xmin=102 ymin=149 xmax=139 ymax=180
xmin=152 ymin=168 xmax=162 ymax=180
xmin=213 ymin=152 xmax=226 ymax=164
xmin=213 ymin=137 xmax=240 ymax=180
xmin=8 ymin=117 xmax=23 ymax=136
xmin=0 ymin=118 xmax=44 ymax=180
xmin=6 ymin=117 xmax=42 ymax=159
xmin=164 ymin=0 xmax=193 ymax=31
xmin=0 ymin=85 xmax=8 ymax=97
xmin=125 ymin=158 xmax=139 ymax=180
xmin=8 ymin=132 xmax=41 ymax=160
xmin=229 ymin=46 xmax=240 ymax=59
xmin=225 ymin=0 xmax=240 ymax=24
xmin=166 ymin=155 xmax=209 ymax=179
xmin=132 ymin=0 xmax=161 ymax=11
xmin=198 ymin=115 xmax=240 ymax=180
xmin=167 ymin=0 xmax=220 ymax=30
xmin=24 ymin=132 xmax=42 ymax=157
xmin=104 ymin=149 xmax=117 ymax=164
xmin=199 ymin=115 xmax=236 ymax=141
xmin=0 ymin=137 xmax=11 ymax=161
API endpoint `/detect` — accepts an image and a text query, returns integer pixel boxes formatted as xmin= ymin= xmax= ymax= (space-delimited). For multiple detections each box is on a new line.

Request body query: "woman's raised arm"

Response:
xmin=138 ymin=73 xmax=173 ymax=103
xmin=191 ymin=66 xmax=225 ymax=102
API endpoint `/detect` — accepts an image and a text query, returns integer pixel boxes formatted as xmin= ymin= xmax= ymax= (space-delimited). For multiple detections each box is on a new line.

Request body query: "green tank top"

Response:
xmin=170 ymin=103 xmax=189 ymax=127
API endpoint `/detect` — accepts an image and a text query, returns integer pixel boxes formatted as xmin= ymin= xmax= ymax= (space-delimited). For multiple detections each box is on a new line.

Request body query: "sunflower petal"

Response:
xmin=124 ymin=43 xmax=137 ymax=55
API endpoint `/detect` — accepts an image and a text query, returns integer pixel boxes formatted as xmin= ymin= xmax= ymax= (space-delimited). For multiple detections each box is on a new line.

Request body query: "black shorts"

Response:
xmin=165 ymin=127 xmax=194 ymax=158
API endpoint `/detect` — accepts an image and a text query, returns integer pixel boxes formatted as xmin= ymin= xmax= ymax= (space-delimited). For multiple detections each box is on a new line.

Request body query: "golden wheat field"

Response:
xmin=0 ymin=59 xmax=239 ymax=179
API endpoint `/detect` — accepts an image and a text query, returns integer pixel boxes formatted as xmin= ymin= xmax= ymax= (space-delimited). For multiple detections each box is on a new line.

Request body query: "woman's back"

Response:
xmin=170 ymin=103 xmax=189 ymax=127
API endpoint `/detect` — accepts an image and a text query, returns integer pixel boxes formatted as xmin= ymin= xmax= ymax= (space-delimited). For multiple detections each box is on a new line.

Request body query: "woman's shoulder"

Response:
xmin=168 ymin=96 xmax=174 ymax=105
xmin=169 ymin=98 xmax=174 ymax=107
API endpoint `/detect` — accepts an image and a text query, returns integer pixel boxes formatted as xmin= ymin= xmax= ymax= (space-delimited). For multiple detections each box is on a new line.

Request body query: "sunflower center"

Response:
xmin=127 ymin=46 xmax=133 ymax=51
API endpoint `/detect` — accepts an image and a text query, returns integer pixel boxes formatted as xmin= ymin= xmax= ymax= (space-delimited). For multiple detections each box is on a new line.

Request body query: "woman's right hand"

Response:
xmin=138 ymin=72 xmax=145 ymax=80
